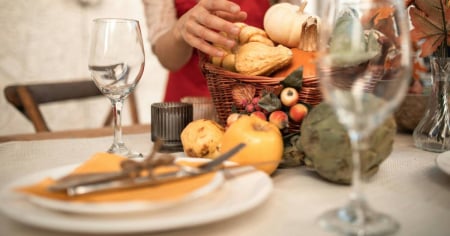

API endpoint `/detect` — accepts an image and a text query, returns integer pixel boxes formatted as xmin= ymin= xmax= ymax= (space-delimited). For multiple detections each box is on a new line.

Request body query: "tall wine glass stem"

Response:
xmin=349 ymin=130 xmax=366 ymax=202
xmin=112 ymin=98 xmax=125 ymax=149
xmin=105 ymin=98 xmax=142 ymax=158
xmin=347 ymin=130 xmax=368 ymax=226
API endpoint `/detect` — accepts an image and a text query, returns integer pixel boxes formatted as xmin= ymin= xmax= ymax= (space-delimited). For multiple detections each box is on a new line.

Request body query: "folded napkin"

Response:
xmin=16 ymin=153 xmax=216 ymax=203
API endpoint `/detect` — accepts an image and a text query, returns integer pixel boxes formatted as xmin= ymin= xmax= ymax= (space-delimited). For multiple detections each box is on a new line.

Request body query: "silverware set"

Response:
xmin=49 ymin=142 xmax=247 ymax=196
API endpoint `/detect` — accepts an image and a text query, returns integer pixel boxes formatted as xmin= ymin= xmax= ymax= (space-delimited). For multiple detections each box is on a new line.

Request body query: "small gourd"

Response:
xmin=263 ymin=1 xmax=320 ymax=51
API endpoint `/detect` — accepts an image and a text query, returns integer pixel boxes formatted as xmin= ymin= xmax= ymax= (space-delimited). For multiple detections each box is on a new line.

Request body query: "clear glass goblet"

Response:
xmin=88 ymin=18 xmax=145 ymax=158
xmin=316 ymin=0 xmax=411 ymax=235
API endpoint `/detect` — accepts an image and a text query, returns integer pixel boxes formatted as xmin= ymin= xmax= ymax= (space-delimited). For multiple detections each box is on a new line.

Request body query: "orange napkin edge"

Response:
xmin=15 ymin=152 xmax=217 ymax=203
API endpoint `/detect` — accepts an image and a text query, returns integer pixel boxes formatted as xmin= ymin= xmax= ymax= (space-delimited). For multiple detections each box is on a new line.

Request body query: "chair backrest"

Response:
xmin=4 ymin=80 xmax=139 ymax=132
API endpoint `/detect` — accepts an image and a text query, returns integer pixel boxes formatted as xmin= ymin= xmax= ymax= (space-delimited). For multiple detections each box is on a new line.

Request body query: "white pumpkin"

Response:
xmin=263 ymin=1 xmax=320 ymax=51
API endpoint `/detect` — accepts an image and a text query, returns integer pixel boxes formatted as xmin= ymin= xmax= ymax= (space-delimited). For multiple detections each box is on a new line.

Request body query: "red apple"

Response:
xmin=269 ymin=110 xmax=289 ymax=129
xmin=280 ymin=87 xmax=299 ymax=107
xmin=289 ymin=103 xmax=308 ymax=122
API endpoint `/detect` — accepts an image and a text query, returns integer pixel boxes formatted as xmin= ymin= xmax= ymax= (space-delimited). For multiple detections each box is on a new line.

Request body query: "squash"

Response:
xmin=263 ymin=1 xmax=320 ymax=51
xmin=211 ymin=22 xmax=292 ymax=76
xmin=273 ymin=48 xmax=316 ymax=78
xmin=180 ymin=119 xmax=225 ymax=158
xmin=235 ymin=42 xmax=292 ymax=76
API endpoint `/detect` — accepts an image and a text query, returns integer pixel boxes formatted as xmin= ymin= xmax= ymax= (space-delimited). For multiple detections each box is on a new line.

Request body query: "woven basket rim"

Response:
xmin=199 ymin=53 xmax=318 ymax=82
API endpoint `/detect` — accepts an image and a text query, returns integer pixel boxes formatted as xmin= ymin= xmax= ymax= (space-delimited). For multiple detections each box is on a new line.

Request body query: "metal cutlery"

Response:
xmin=48 ymin=143 xmax=246 ymax=196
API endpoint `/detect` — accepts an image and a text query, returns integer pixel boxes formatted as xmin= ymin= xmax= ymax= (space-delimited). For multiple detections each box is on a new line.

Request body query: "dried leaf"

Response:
xmin=409 ymin=7 xmax=443 ymax=39
xmin=409 ymin=1 xmax=450 ymax=57
xmin=231 ymin=84 xmax=256 ymax=108
xmin=362 ymin=6 xmax=395 ymax=26
xmin=419 ymin=34 xmax=445 ymax=57
xmin=414 ymin=0 xmax=448 ymax=26
xmin=375 ymin=17 xmax=398 ymax=47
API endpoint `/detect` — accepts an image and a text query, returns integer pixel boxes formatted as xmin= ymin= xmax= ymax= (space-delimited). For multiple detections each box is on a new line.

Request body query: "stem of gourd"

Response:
xmin=297 ymin=0 xmax=307 ymax=13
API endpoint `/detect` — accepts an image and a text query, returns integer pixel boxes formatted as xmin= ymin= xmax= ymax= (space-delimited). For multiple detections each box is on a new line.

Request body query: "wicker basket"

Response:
xmin=200 ymin=55 xmax=322 ymax=134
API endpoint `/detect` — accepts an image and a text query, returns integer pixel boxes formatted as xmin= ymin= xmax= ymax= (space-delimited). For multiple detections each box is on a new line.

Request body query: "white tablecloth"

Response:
xmin=0 ymin=133 xmax=449 ymax=236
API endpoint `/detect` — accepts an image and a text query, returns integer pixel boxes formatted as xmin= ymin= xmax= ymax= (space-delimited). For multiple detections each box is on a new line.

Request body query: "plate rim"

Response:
xmin=0 ymin=159 xmax=273 ymax=234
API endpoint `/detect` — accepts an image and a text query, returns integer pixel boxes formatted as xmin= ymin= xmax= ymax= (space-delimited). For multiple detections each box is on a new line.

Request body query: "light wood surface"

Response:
xmin=0 ymin=124 xmax=150 ymax=143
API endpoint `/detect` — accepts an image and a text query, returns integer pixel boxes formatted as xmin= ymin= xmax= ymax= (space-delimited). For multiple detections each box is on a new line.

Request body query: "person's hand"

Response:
xmin=174 ymin=0 xmax=247 ymax=57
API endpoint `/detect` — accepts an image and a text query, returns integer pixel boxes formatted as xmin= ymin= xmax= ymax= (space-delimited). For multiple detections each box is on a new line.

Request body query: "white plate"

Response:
xmin=17 ymin=158 xmax=225 ymax=215
xmin=0 ymin=160 xmax=273 ymax=234
xmin=436 ymin=151 xmax=450 ymax=175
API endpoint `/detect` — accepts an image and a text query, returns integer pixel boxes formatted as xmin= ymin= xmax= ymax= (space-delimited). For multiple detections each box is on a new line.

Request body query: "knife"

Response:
xmin=48 ymin=143 xmax=246 ymax=195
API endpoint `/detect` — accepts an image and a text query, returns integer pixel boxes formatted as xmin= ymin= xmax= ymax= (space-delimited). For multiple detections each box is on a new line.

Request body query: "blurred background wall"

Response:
xmin=0 ymin=0 xmax=317 ymax=136
xmin=0 ymin=0 xmax=167 ymax=135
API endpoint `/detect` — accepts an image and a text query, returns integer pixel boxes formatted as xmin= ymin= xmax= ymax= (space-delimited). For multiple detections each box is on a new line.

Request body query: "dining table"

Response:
xmin=0 ymin=127 xmax=449 ymax=236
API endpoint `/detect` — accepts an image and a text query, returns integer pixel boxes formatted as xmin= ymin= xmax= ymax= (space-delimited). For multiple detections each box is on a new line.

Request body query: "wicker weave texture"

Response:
xmin=201 ymin=59 xmax=322 ymax=132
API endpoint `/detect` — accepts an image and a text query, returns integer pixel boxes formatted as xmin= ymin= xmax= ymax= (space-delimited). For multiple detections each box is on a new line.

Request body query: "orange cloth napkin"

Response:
xmin=16 ymin=153 xmax=216 ymax=203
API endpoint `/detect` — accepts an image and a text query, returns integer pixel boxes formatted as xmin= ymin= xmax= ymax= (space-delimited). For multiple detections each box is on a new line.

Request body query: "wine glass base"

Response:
xmin=107 ymin=143 xmax=143 ymax=159
xmin=318 ymin=205 xmax=399 ymax=236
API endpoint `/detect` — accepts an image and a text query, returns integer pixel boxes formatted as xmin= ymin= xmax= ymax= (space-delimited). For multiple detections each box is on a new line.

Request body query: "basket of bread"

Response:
xmin=200 ymin=1 xmax=321 ymax=134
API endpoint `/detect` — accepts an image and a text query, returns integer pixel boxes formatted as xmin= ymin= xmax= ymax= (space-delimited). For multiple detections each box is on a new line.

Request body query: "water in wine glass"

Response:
xmin=88 ymin=18 xmax=145 ymax=158
xmin=89 ymin=62 xmax=144 ymax=100
xmin=317 ymin=0 xmax=411 ymax=235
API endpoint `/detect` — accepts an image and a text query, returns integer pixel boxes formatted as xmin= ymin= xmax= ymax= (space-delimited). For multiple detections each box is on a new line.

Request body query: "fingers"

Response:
xmin=197 ymin=0 xmax=246 ymax=37
xmin=199 ymin=0 xmax=241 ymax=14
xmin=185 ymin=33 xmax=226 ymax=58
xmin=178 ymin=0 xmax=248 ymax=57
xmin=214 ymin=10 xmax=247 ymax=23
xmin=182 ymin=17 xmax=233 ymax=57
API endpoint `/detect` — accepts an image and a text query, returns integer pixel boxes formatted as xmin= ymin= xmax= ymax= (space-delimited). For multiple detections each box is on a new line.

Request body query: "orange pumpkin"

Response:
xmin=273 ymin=48 xmax=317 ymax=78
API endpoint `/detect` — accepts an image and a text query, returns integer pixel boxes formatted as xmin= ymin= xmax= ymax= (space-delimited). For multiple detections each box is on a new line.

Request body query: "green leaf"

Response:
xmin=258 ymin=92 xmax=282 ymax=112
xmin=281 ymin=67 xmax=304 ymax=90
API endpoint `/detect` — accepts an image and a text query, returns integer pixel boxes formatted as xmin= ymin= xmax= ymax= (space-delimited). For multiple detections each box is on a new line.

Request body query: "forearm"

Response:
xmin=152 ymin=27 xmax=194 ymax=72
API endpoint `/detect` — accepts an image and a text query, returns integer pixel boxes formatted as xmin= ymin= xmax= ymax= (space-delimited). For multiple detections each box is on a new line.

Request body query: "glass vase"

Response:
xmin=413 ymin=57 xmax=450 ymax=152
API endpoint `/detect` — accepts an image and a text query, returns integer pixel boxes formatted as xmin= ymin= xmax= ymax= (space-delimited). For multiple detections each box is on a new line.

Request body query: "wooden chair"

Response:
xmin=4 ymin=80 xmax=140 ymax=132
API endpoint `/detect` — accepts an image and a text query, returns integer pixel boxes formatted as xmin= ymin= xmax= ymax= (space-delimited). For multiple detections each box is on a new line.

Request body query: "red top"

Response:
xmin=164 ymin=0 xmax=271 ymax=102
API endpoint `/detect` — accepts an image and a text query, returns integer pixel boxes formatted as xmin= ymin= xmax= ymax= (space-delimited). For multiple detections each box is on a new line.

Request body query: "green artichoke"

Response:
xmin=298 ymin=102 xmax=396 ymax=184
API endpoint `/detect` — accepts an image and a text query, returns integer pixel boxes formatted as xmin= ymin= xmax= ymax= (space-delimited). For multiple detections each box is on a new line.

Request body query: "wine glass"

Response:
xmin=88 ymin=18 xmax=145 ymax=158
xmin=316 ymin=0 xmax=411 ymax=235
